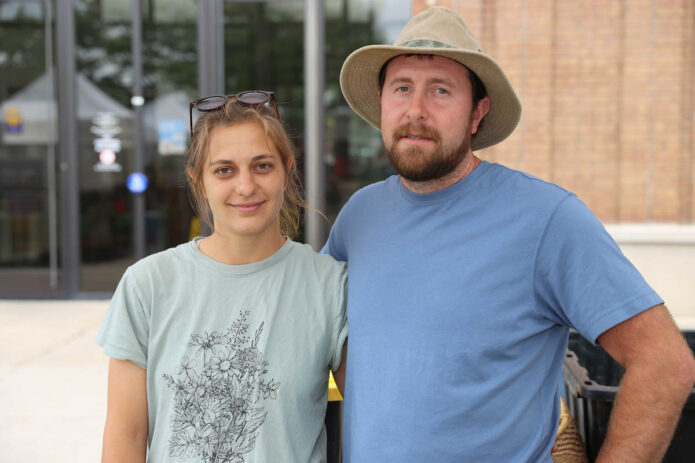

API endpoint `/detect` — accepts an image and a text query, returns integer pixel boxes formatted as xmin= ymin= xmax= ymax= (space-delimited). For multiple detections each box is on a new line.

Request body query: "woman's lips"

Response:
xmin=231 ymin=201 xmax=264 ymax=213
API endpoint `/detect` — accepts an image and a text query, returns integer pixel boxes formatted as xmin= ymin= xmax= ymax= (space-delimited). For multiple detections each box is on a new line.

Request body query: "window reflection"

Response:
xmin=141 ymin=0 xmax=197 ymax=254
xmin=221 ymin=0 xmax=407 ymax=226
xmin=75 ymin=0 xmax=197 ymax=292
xmin=324 ymin=0 xmax=407 ymax=221
xmin=0 ymin=1 xmax=56 ymax=271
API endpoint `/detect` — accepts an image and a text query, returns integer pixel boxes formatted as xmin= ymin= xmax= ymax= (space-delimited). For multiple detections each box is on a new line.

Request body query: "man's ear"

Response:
xmin=471 ymin=96 xmax=490 ymax=135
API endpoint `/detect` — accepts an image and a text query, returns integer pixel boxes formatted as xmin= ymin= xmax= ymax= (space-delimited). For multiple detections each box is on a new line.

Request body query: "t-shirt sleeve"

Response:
xmin=321 ymin=209 xmax=348 ymax=262
xmin=95 ymin=267 xmax=150 ymax=369
xmin=329 ymin=263 xmax=348 ymax=372
xmin=534 ymin=195 xmax=663 ymax=344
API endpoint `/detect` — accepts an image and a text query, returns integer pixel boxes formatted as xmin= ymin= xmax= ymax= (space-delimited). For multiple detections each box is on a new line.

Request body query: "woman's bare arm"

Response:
xmin=101 ymin=358 xmax=148 ymax=463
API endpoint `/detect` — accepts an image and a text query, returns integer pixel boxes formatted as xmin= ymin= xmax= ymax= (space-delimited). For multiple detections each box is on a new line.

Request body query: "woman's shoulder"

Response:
xmin=126 ymin=240 xmax=197 ymax=279
xmin=286 ymin=239 xmax=345 ymax=263
xmin=285 ymin=240 xmax=347 ymax=275
xmin=283 ymin=241 xmax=347 ymax=313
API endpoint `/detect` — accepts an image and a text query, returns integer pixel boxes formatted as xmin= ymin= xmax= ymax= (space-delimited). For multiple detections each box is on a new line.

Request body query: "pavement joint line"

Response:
xmin=0 ymin=325 xmax=94 ymax=382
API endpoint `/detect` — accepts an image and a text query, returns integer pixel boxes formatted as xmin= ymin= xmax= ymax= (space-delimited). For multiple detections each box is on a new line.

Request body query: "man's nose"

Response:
xmin=405 ymin=90 xmax=427 ymax=121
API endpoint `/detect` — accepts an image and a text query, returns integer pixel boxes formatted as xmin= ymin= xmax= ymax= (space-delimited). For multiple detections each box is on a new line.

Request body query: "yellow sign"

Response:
xmin=3 ymin=106 xmax=22 ymax=133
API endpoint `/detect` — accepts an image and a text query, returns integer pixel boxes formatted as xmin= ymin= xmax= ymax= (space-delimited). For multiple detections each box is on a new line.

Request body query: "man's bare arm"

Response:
xmin=595 ymin=304 xmax=695 ymax=462
xmin=101 ymin=358 xmax=148 ymax=463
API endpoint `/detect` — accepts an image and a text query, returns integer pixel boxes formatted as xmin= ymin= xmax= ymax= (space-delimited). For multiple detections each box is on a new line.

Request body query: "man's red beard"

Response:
xmin=385 ymin=122 xmax=472 ymax=182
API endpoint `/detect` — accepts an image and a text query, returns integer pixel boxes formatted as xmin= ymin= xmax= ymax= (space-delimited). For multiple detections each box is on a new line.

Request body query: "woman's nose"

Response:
xmin=235 ymin=170 xmax=257 ymax=196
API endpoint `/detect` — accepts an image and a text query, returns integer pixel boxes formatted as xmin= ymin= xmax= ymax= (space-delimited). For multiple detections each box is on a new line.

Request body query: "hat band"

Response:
xmin=398 ymin=39 xmax=455 ymax=49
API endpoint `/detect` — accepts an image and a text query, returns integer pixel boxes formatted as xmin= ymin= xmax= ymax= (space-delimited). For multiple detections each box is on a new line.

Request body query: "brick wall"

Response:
xmin=413 ymin=0 xmax=695 ymax=223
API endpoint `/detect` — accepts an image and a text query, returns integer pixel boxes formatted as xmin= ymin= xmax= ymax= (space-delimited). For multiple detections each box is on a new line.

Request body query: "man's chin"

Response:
xmin=393 ymin=163 xmax=450 ymax=182
xmin=388 ymin=155 xmax=433 ymax=181
xmin=388 ymin=152 xmax=462 ymax=183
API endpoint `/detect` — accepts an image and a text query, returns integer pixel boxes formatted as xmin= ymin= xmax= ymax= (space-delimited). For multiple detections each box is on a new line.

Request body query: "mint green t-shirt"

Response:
xmin=96 ymin=238 xmax=348 ymax=463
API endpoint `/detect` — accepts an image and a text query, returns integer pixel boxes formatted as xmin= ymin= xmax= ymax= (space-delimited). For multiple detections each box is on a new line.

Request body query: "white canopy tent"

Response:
xmin=1 ymin=72 xmax=132 ymax=145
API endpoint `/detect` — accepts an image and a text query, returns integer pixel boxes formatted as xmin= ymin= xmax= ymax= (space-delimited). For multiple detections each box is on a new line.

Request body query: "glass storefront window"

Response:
xmin=323 ymin=0 xmax=409 ymax=221
xmin=222 ymin=1 xmax=305 ymax=138
xmin=220 ymin=0 xmax=408 ymax=226
xmin=75 ymin=0 xmax=135 ymax=292
xmin=0 ymin=0 xmax=60 ymax=296
xmin=141 ymin=0 xmax=197 ymax=254
xmin=0 ymin=0 xmax=411 ymax=297
xmin=220 ymin=0 xmax=306 ymax=239
xmin=75 ymin=0 xmax=196 ymax=292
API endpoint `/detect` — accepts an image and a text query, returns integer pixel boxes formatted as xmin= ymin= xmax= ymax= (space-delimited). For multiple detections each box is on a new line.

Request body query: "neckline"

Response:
xmin=396 ymin=160 xmax=491 ymax=205
xmin=185 ymin=237 xmax=295 ymax=276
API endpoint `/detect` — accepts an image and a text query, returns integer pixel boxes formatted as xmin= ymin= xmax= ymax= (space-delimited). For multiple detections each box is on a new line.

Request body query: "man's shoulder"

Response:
xmin=346 ymin=175 xmax=397 ymax=203
xmin=485 ymin=162 xmax=572 ymax=203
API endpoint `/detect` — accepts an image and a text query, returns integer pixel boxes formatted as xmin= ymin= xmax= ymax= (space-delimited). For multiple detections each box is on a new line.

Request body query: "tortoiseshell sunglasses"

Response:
xmin=189 ymin=90 xmax=280 ymax=134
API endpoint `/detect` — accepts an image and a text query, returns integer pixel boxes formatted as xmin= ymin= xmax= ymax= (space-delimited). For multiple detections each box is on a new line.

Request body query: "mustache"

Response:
xmin=392 ymin=123 xmax=441 ymax=143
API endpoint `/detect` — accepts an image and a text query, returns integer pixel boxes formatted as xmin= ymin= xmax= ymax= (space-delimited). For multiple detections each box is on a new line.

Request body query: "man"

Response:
xmin=323 ymin=7 xmax=695 ymax=462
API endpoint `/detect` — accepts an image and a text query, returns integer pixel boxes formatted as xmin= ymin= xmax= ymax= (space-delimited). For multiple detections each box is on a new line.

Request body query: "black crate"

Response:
xmin=562 ymin=331 xmax=695 ymax=463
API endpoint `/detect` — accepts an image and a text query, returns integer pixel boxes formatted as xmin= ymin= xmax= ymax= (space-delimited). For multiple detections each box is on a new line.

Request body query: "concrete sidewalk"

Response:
xmin=0 ymin=300 xmax=109 ymax=463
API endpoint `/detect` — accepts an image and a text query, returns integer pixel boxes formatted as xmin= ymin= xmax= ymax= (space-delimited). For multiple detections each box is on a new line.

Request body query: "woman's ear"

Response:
xmin=285 ymin=159 xmax=293 ymax=188
xmin=188 ymin=168 xmax=206 ymax=198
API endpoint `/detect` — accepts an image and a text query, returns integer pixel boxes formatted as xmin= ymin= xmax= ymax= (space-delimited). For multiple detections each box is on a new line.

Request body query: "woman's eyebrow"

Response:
xmin=250 ymin=154 xmax=275 ymax=162
xmin=208 ymin=154 xmax=274 ymax=166
xmin=208 ymin=159 xmax=235 ymax=166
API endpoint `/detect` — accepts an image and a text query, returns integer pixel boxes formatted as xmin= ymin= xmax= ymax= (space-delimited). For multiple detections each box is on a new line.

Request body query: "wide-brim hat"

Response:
xmin=340 ymin=6 xmax=522 ymax=151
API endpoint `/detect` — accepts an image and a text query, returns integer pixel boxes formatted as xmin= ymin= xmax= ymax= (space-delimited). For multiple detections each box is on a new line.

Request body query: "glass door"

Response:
xmin=75 ymin=0 xmax=135 ymax=292
xmin=141 ymin=0 xmax=197 ymax=254
xmin=0 ymin=0 xmax=61 ymax=297
xmin=219 ymin=0 xmax=408 ymax=229
xmin=219 ymin=0 xmax=307 ymax=240
xmin=75 ymin=0 xmax=197 ymax=293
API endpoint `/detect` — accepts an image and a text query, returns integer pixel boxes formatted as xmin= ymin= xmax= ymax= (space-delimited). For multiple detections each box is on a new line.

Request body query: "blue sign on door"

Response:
xmin=126 ymin=172 xmax=148 ymax=194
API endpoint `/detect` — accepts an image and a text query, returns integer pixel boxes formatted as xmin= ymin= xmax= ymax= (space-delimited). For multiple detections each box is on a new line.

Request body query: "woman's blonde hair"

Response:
xmin=186 ymin=99 xmax=305 ymax=238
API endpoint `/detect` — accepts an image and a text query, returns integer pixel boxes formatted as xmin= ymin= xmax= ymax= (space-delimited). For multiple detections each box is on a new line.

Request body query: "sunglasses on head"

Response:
xmin=189 ymin=90 xmax=280 ymax=134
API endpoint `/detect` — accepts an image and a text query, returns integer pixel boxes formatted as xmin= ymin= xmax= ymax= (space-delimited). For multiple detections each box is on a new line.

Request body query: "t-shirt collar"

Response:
xmin=396 ymin=160 xmax=491 ymax=205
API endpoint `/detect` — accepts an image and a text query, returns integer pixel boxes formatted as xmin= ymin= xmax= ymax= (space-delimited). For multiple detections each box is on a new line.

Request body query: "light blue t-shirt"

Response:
xmin=322 ymin=161 xmax=661 ymax=462
xmin=97 ymin=238 xmax=347 ymax=463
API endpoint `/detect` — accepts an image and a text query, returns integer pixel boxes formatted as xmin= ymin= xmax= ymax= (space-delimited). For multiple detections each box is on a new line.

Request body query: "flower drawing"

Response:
xmin=162 ymin=311 xmax=279 ymax=462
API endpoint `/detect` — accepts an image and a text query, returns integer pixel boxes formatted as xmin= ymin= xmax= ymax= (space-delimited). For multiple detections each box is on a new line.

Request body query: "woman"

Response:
xmin=97 ymin=92 xmax=347 ymax=462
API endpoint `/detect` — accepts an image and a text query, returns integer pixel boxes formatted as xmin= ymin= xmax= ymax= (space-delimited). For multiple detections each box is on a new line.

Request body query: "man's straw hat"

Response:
xmin=340 ymin=7 xmax=522 ymax=151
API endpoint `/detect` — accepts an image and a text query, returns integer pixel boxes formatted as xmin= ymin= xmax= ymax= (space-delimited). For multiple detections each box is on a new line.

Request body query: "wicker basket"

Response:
xmin=553 ymin=399 xmax=589 ymax=463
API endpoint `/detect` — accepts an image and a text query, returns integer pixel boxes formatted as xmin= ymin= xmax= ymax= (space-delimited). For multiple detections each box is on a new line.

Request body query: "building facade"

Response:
xmin=414 ymin=0 xmax=695 ymax=223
